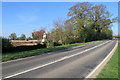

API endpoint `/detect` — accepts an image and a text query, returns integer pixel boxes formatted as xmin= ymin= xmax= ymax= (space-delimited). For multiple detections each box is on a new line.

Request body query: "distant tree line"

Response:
xmin=8 ymin=29 xmax=45 ymax=40
xmin=9 ymin=33 xmax=27 ymax=40
xmin=113 ymin=35 xmax=120 ymax=38
xmin=9 ymin=33 xmax=33 ymax=40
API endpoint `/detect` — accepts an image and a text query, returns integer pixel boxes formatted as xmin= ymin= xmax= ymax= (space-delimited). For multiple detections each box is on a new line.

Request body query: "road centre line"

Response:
xmin=4 ymin=40 xmax=111 ymax=79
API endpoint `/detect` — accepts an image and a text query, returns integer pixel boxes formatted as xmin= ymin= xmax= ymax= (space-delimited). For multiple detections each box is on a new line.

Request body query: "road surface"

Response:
xmin=2 ymin=40 xmax=117 ymax=79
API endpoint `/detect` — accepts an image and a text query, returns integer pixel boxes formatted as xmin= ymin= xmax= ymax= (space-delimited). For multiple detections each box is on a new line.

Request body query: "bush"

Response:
xmin=65 ymin=38 xmax=74 ymax=44
xmin=2 ymin=38 xmax=13 ymax=53
xmin=0 ymin=37 xmax=2 ymax=53
xmin=37 ymin=43 xmax=46 ymax=48
xmin=47 ymin=42 xmax=54 ymax=48
xmin=14 ymin=43 xmax=46 ymax=52
xmin=54 ymin=42 xmax=62 ymax=46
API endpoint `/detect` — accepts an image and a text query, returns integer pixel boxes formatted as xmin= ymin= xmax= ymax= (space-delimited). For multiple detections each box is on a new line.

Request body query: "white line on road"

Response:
xmin=85 ymin=40 xmax=118 ymax=78
xmin=2 ymin=41 xmax=100 ymax=64
xmin=4 ymin=40 xmax=111 ymax=79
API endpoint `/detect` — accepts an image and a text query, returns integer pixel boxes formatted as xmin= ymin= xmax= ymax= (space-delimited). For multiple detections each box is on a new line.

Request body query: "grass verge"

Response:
xmin=58 ymin=41 xmax=98 ymax=47
xmin=2 ymin=47 xmax=65 ymax=62
xmin=2 ymin=40 xmax=98 ymax=62
xmin=96 ymin=42 xmax=119 ymax=79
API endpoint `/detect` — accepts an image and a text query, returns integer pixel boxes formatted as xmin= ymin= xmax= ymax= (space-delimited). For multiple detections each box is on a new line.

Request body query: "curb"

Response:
xmin=86 ymin=40 xmax=118 ymax=78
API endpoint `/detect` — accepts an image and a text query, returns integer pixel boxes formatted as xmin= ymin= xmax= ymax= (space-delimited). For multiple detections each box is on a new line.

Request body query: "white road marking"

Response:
xmin=4 ymin=40 xmax=111 ymax=79
xmin=2 ymin=41 xmax=100 ymax=64
xmin=86 ymin=40 xmax=117 ymax=78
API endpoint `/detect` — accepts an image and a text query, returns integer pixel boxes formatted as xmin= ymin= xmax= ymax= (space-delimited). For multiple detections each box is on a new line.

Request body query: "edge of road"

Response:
xmin=85 ymin=40 xmax=118 ymax=78
xmin=2 ymin=41 xmax=100 ymax=64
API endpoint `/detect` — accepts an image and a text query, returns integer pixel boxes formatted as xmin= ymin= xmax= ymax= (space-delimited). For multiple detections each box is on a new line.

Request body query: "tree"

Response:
xmin=47 ymin=2 xmax=117 ymax=45
xmin=27 ymin=37 xmax=33 ymax=40
xmin=47 ymin=31 xmax=55 ymax=42
xmin=66 ymin=2 xmax=94 ymax=42
xmin=19 ymin=34 xmax=26 ymax=40
xmin=2 ymin=38 xmax=13 ymax=53
xmin=63 ymin=22 xmax=75 ymax=44
xmin=66 ymin=2 xmax=117 ymax=41
xmin=9 ymin=33 xmax=17 ymax=40
xmin=32 ymin=29 xmax=45 ymax=40
xmin=52 ymin=19 xmax=65 ymax=44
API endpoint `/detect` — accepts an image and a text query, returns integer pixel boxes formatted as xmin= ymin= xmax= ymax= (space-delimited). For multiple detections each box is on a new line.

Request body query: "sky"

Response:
xmin=2 ymin=2 xmax=118 ymax=38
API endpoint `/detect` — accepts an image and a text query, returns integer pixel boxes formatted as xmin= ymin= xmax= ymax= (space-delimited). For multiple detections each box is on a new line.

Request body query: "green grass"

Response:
xmin=2 ymin=40 xmax=98 ymax=62
xmin=58 ymin=41 xmax=98 ymax=47
xmin=2 ymin=47 xmax=65 ymax=61
xmin=96 ymin=43 xmax=119 ymax=79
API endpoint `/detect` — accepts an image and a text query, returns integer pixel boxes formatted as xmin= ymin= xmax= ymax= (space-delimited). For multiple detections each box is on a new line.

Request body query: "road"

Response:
xmin=2 ymin=40 xmax=117 ymax=79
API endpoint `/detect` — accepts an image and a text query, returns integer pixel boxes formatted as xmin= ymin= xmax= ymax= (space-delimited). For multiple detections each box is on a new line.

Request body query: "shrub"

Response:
xmin=46 ymin=42 xmax=54 ymax=48
xmin=0 ymin=37 xmax=1 ymax=45
xmin=37 ymin=43 xmax=46 ymax=48
xmin=2 ymin=38 xmax=13 ymax=53
xmin=65 ymin=38 xmax=74 ymax=44
xmin=54 ymin=42 xmax=62 ymax=46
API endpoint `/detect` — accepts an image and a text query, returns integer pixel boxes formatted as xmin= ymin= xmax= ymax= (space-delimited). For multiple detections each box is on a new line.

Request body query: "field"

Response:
xmin=10 ymin=40 xmax=38 ymax=46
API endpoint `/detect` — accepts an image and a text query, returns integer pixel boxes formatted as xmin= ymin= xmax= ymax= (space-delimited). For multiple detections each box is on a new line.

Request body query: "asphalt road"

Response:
xmin=2 ymin=40 xmax=117 ymax=79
